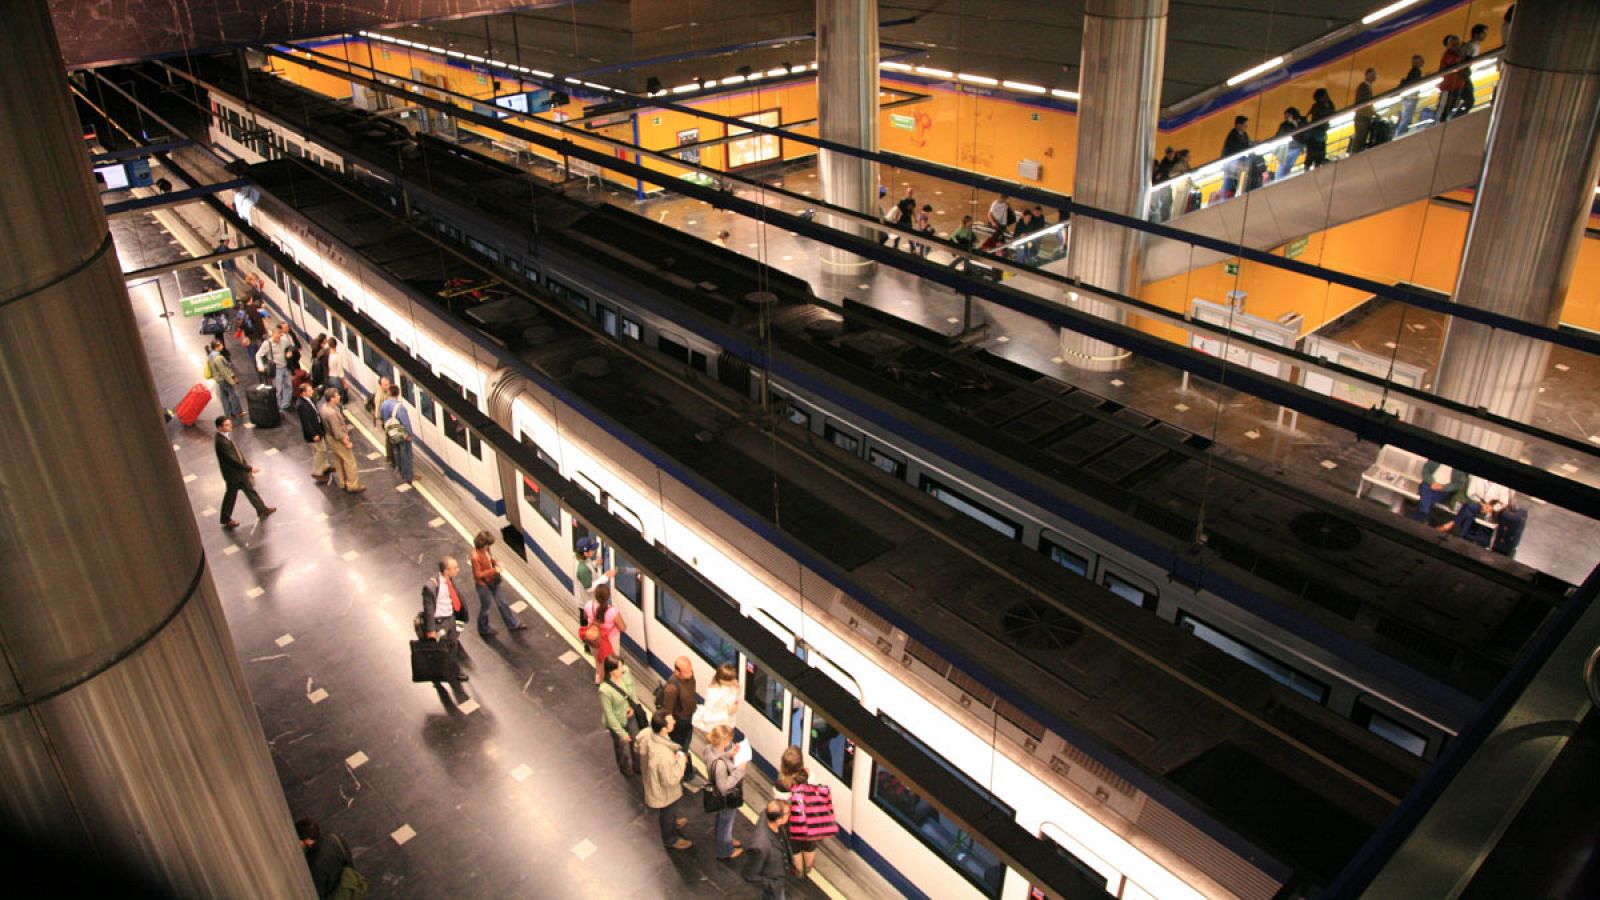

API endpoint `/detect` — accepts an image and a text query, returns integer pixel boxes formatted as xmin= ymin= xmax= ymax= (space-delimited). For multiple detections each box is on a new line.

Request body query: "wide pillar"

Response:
xmin=0 ymin=2 xmax=314 ymax=896
xmin=1060 ymin=0 xmax=1167 ymax=371
xmin=816 ymin=0 xmax=878 ymax=276
xmin=1432 ymin=0 xmax=1600 ymax=449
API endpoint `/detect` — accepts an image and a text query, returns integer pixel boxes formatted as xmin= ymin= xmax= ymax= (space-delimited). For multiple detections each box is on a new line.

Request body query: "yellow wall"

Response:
xmin=877 ymin=80 xmax=1078 ymax=195
xmin=1161 ymin=0 xmax=1511 ymax=162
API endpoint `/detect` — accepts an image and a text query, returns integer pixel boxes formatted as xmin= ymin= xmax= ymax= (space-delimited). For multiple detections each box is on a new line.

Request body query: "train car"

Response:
xmin=193 ymin=64 xmax=1571 ymax=766
xmin=229 ymin=159 xmax=1429 ymax=900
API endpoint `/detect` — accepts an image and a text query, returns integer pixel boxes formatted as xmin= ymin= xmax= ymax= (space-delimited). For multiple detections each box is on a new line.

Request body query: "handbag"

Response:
xmin=409 ymin=639 xmax=456 ymax=683
xmin=702 ymin=758 xmax=744 ymax=812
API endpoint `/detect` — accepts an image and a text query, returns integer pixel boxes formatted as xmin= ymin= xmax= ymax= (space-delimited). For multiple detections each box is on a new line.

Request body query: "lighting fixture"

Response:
xmin=958 ymin=73 xmax=999 ymax=86
xmin=1226 ymin=56 xmax=1284 ymax=87
xmin=1362 ymin=0 xmax=1423 ymax=26
xmin=1002 ymin=80 xmax=1046 ymax=94
xmin=914 ymin=66 xmax=954 ymax=78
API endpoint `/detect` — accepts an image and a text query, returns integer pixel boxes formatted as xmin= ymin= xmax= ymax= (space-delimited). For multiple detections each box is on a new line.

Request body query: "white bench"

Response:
xmin=1357 ymin=444 xmax=1425 ymax=513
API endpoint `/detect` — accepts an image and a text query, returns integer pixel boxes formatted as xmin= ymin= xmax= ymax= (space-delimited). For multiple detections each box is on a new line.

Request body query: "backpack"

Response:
xmin=653 ymin=679 xmax=667 ymax=709
xmin=328 ymin=865 xmax=368 ymax=899
xmin=787 ymin=783 xmax=839 ymax=840
xmin=383 ymin=406 xmax=407 ymax=444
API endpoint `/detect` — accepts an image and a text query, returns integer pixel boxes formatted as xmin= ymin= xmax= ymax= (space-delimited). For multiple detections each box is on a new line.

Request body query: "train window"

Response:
xmin=598 ymin=306 xmax=619 ymax=337
xmin=360 ymin=340 xmax=394 ymax=382
xmin=506 ymin=256 xmax=523 ymax=275
xmin=1353 ymin=699 xmax=1429 ymax=757
xmin=690 ymin=350 xmax=709 ymax=374
xmin=620 ymin=317 xmax=642 ymax=341
xmin=1039 ymin=535 xmax=1089 ymax=577
xmin=918 ymin=475 xmax=1020 ymax=541
xmin=518 ymin=436 xmax=562 ymax=530
xmin=466 ymin=236 xmax=500 ymax=262
xmin=656 ymin=333 xmax=690 ymax=365
xmin=870 ymin=718 xmax=1011 ymax=898
xmin=417 ymin=390 xmax=437 ymax=427
xmin=574 ymin=473 xmax=602 ymax=504
xmin=867 ymin=446 xmax=906 ymax=478
xmin=655 ymin=588 xmax=737 ymax=667
xmin=808 ymin=716 xmax=856 ymax=784
xmin=608 ymin=498 xmax=643 ymax=534
xmin=611 ymin=552 xmax=641 ymax=605
xmin=824 ymin=423 xmax=860 ymax=454
xmin=1177 ymin=612 xmax=1330 ymax=705
xmin=399 ymin=374 xmax=416 ymax=407
xmin=1102 ymin=572 xmax=1154 ymax=609
xmin=302 ymin=292 xmax=329 ymax=328
xmin=1032 ymin=826 xmax=1116 ymax=898
xmin=744 ymin=661 xmax=786 ymax=726
xmin=785 ymin=405 xmax=811 ymax=429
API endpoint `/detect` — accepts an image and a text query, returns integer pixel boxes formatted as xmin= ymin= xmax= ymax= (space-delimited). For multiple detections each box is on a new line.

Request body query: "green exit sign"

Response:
xmin=652 ymin=116 xmax=662 ymax=126
xmin=1224 ymin=262 xmax=1240 ymax=276
xmin=1284 ymin=236 xmax=1309 ymax=259
xmin=890 ymin=113 xmax=915 ymax=131
xmin=180 ymin=287 xmax=234 ymax=317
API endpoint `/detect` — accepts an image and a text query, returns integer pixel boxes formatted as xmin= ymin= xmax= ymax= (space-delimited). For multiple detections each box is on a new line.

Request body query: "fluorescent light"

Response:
xmin=671 ymin=83 xmax=699 ymax=94
xmin=584 ymin=81 xmax=610 ymax=90
xmin=789 ymin=65 xmax=808 ymax=75
xmin=445 ymin=50 xmax=465 ymax=58
xmin=531 ymin=69 xmax=554 ymax=78
xmin=881 ymin=61 xmax=912 ymax=72
xmin=915 ymin=66 xmax=954 ymax=78
xmin=1362 ymin=0 xmax=1422 ymax=25
xmin=702 ymin=79 xmax=718 ymax=88
xmin=767 ymin=67 xmax=788 ymax=77
xmin=1051 ymin=89 xmax=1079 ymax=100
xmin=1226 ymin=55 xmax=1284 ymax=86
xmin=958 ymin=73 xmax=999 ymax=86
xmin=465 ymin=54 xmax=485 ymax=63
xmin=722 ymin=74 xmax=746 ymax=85
xmin=1003 ymin=80 xmax=1046 ymax=94
xmin=564 ymin=77 xmax=582 ymax=84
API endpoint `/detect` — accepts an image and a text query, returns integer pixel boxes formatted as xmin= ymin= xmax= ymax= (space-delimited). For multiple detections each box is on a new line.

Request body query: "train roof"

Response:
xmin=245 ymin=156 xmax=1426 ymax=886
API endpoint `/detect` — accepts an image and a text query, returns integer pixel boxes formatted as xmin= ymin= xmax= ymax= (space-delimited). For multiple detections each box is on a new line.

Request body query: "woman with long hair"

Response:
xmin=470 ymin=530 xmax=526 ymax=637
xmin=583 ymin=582 xmax=625 ymax=684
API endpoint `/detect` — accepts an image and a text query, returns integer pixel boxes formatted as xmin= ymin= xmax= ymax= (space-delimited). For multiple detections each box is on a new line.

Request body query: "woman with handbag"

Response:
xmin=583 ymin=582 xmax=625 ymax=684
xmin=703 ymin=725 xmax=746 ymax=860
xmin=470 ymin=530 xmax=527 ymax=638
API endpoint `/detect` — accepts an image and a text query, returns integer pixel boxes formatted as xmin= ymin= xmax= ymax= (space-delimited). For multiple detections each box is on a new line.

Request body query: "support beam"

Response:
xmin=816 ymin=0 xmax=879 ymax=274
xmin=104 ymin=178 xmax=252 ymax=216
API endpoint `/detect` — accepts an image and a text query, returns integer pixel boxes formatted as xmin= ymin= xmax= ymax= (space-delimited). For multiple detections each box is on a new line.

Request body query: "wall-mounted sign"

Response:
xmin=1284 ymin=236 xmax=1309 ymax=260
xmin=890 ymin=113 xmax=915 ymax=131
xmin=1224 ymin=261 xmax=1240 ymax=276
xmin=180 ymin=287 xmax=234 ymax=318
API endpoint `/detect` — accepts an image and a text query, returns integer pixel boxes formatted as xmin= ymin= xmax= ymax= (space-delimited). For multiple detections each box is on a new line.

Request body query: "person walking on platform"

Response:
xmin=319 ymin=388 xmax=366 ymax=494
xmin=208 ymin=339 xmax=242 ymax=419
xmin=379 ymin=383 xmax=414 ymax=484
xmin=421 ymin=557 xmax=470 ymax=688
xmin=663 ymin=656 xmax=698 ymax=775
xmin=292 ymin=383 xmax=335 ymax=485
xmin=213 ymin=416 xmax=275 ymax=529
xmin=255 ymin=322 xmax=294 ymax=411
xmin=640 ymin=710 xmax=693 ymax=850
xmin=600 ymin=655 xmax=641 ymax=777
xmin=705 ymin=724 xmax=747 ymax=860
xmin=470 ymin=530 xmax=526 ymax=637
xmin=742 ymin=800 xmax=791 ymax=900
xmin=294 ymin=818 xmax=363 ymax=899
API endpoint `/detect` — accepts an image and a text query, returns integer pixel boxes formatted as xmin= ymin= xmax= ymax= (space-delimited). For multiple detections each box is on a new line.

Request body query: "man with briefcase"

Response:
xmin=415 ymin=557 xmax=470 ymax=695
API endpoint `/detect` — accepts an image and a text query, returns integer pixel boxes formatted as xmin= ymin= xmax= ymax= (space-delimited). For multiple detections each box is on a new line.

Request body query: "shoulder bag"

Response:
xmin=702 ymin=757 xmax=744 ymax=812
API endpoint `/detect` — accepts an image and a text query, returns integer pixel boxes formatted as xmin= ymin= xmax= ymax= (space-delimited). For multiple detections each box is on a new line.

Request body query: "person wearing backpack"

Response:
xmin=296 ymin=817 xmax=366 ymax=899
xmin=378 ymin=383 xmax=414 ymax=483
xmin=785 ymin=767 xmax=838 ymax=878
xmin=703 ymin=724 xmax=746 ymax=860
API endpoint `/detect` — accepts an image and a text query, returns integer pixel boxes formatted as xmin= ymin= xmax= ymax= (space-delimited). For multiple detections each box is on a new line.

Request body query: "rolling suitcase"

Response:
xmin=409 ymin=639 xmax=457 ymax=683
xmin=174 ymin=383 xmax=211 ymax=427
xmin=247 ymin=385 xmax=281 ymax=427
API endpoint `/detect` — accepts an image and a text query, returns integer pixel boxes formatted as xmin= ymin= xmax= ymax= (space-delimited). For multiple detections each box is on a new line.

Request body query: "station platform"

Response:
xmin=114 ymin=202 xmax=850 ymax=899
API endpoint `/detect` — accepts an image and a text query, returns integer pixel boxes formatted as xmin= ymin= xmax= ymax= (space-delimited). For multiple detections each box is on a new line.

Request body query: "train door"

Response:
xmin=741 ymin=613 xmax=797 ymax=784
xmin=786 ymin=644 xmax=860 ymax=836
xmin=598 ymin=304 xmax=620 ymax=338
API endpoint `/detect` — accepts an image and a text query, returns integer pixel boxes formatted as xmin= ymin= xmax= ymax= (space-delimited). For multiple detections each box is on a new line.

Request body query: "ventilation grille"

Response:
xmin=839 ymin=593 xmax=893 ymax=636
xmin=1001 ymin=600 xmax=1084 ymax=651
xmin=1055 ymin=742 xmax=1136 ymax=798
xmin=948 ymin=666 xmax=996 ymax=708
xmin=1136 ymin=802 xmax=1282 ymax=900
xmin=903 ymin=636 xmax=950 ymax=676
xmin=996 ymin=697 xmax=1046 ymax=741
xmin=1376 ymin=615 xmax=1459 ymax=666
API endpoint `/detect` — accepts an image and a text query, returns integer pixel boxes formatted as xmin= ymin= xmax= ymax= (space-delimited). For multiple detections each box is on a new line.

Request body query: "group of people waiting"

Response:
xmin=1410 ymin=459 xmax=1525 ymax=556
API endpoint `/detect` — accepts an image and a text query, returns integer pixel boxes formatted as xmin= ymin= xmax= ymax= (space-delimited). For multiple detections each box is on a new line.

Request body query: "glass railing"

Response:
xmin=1147 ymin=50 xmax=1505 ymax=222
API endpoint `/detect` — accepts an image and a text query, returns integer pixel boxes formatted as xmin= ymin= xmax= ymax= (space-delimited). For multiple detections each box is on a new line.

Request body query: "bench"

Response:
xmin=1356 ymin=444 xmax=1425 ymax=512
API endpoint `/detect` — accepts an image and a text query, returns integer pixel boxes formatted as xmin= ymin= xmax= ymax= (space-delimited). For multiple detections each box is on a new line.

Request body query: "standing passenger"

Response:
xmin=213 ymin=416 xmax=275 ymax=529
xmin=320 ymin=388 xmax=365 ymax=493
xmin=693 ymin=663 xmax=743 ymax=742
xmin=639 ymin=711 xmax=693 ymax=850
xmin=599 ymin=656 xmax=640 ymax=776
xmin=573 ymin=536 xmax=614 ymax=608
xmin=1351 ymin=68 xmax=1378 ymax=153
xmin=787 ymin=768 xmax=839 ymax=878
xmin=208 ymin=339 xmax=242 ymax=419
xmin=1219 ymin=115 xmax=1252 ymax=197
xmin=1395 ymin=56 xmax=1425 ymax=135
xmin=294 ymin=818 xmax=361 ymax=899
xmin=705 ymin=725 xmax=746 ymax=860
xmin=379 ymin=384 xmax=415 ymax=484
xmin=471 ymin=530 xmax=527 ymax=637
xmin=1438 ymin=35 xmax=1466 ymax=121
xmin=742 ymin=800 xmax=791 ymax=900
xmin=1274 ymin=107 xmax=1307 ymax=179
xmin=293 ymin=382 xmax=334 ymax=485
xmin=583 ymin=583 xmax=624 ymax=683
xmin=254 ymin=322 xmax=293 ymax=411
xmin=1304 ymin=89 xmax=1336 ymax=169
xmin=663 ymin=656 xmax=699 ymax=774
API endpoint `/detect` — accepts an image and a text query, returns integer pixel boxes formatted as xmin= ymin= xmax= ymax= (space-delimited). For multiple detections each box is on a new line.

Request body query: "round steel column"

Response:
xmin=1433 ymin=0 xmax=1600 ymax=448
xmin=0 ymin=2 xmax=313 ymax=895
xmin=816 ymin=0 xmax=878 ymax=275
xmin=1061 ymin=0 xmax=1166 ymax=371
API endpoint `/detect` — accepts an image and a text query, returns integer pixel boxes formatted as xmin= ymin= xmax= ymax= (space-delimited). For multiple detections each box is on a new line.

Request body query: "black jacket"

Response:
xmin=294 ymin=396 xmax=325 ymax=443
xmin=1222 ymin=127 xmax=1252 ymax=158
xmin=214 ymin=433 xmax=253 ymax=486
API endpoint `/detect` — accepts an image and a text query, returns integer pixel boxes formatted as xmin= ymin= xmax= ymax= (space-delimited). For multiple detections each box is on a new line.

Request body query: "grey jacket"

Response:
xmin=742 ymin=820 xmax=789 ymax=888
xmin=705 ymin=744 xmax=745 ymax=798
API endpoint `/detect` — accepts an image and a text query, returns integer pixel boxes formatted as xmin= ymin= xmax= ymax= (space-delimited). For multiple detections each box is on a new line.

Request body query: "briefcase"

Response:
xmin=410 ymin=639 xmax=456 ymax=683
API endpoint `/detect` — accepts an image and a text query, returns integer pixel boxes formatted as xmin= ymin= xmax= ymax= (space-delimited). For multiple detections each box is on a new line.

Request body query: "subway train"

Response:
xmin=193 ymin=65 xmax=1572 ymax=769
xmin=220 ymin=151 xmax=1438 ymax=900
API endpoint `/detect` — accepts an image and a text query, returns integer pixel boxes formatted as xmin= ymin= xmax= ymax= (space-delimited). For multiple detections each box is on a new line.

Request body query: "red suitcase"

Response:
xmin=174 ymin=383 xmax=211 ymax=427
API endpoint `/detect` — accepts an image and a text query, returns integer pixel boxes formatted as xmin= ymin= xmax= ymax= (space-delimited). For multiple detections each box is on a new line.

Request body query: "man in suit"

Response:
xmin=213 ymin=416 xmax=275 ymax=529
xmin=420 ymin=557 xmax=469 ymax=690
xmin=292 ymin=383 xmax=334 ymax=485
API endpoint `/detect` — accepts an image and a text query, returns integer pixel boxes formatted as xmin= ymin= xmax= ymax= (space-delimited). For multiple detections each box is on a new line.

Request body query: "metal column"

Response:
xmin=1061 ymin=0 xmax=1167 ymax=371
xmin=0 ymin=2 xmax=314 ymax=895
xmin=1433 ymin=0 xmax=1600 ymax=448
xmin=816 ymin=0 xmax=878 ymax=275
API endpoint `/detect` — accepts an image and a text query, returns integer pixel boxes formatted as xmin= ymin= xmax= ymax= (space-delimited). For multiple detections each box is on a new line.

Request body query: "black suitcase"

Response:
xmin=247 ymin=385 xmax=281 ymax=427
xmin=410 ymin=639 xmax=457 ymax=683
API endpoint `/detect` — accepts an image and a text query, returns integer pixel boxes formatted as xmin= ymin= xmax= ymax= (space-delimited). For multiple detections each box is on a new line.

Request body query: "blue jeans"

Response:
xmin=476 ymin=581 xmax=521 ymax=633
xmin=1413 ymin=483 xmax=1450 ymax=523
xmin=1276 ymin=143 xmax=1302 ymax=180
xmin=1396 ymin=96 xmax=1419 ymax=136
xmin=273 ymin=365 xmax=292 ymax=410
xmin=656 ymin=798 xmax=683 ymax=846
xmin=217 ymin=381 xmax=241 ymax=417
xmin=391 ymin=437 xmax=414 ymax=482
xmin=714 ymin=807 xmax=737 ymax=857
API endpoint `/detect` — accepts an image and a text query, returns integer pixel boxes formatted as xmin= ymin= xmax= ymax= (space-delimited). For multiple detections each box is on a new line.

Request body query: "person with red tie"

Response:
xmin=421 ymin=557 xmax=470 ymax=691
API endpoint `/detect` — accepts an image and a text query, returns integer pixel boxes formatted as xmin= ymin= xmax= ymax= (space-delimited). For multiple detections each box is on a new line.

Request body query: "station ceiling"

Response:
xmin=54 ymin=0 xmax=1380 ymax=109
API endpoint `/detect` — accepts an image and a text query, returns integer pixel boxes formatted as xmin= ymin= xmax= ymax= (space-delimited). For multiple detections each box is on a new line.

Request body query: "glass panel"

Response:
xmin=1041 ymin=537 xmax=1089 ymax=576
xmin=612 ymin=552 xmax=641 ymax=604
xmin=655 ymin=588 xmax=737 ymax=667
xmin=621 ymin=317 xmax=642 ymax=340
xmin=871 ymin=764 xmax=1007 ymax=898
xmin=1178 ymin=612 xmax=1329 ymax=704
xmin=868 ymin=446 xmax=906 ymax=478
xmin=727 ymin=110 xmax=781 ymax=168
xmin=744 ymin=660 xmax=785 ymax=727
xmin=825 ymin=423 xmax=861 ymax=454
xmin=808 ymin=716 xmax=855 ymax=784
xmin=920 ymin=475 xmax=1020 ymax=540
xmin=417 ymin=390 xmax=437 ymax=426
xmin=1102 ymin=572 xmax=1153 ymax=609
xmin=1356 ymin=701 xmax=1429 ymax=757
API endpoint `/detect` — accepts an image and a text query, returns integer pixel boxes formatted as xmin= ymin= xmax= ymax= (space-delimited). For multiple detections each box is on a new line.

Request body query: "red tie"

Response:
xmin=446 ymin=579 xmax=462 ymax=612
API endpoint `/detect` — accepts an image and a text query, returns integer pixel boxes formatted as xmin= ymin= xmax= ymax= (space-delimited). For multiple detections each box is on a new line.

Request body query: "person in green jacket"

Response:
xmin=1413 ymin=460 xmax=1467 ymax=525
xmin=599 ymin=656 xmax=639 ymax=776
